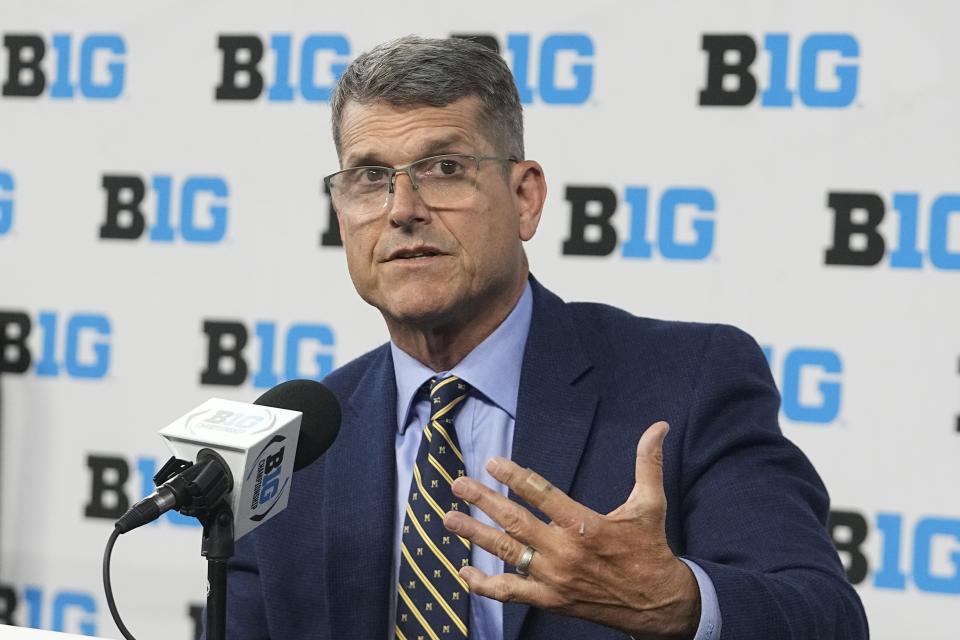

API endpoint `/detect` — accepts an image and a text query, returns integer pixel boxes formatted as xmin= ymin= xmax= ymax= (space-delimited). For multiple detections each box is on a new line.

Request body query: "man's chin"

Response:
xmin=380 ymin=302 xmax=459 ymax=331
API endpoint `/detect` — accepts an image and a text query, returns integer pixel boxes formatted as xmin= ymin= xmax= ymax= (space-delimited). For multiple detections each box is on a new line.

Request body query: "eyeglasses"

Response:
xmin=324 ymin=153 xmax=518 ymax=219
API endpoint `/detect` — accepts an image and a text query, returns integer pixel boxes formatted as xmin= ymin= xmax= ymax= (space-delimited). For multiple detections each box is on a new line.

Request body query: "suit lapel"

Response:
xmin=322 ymin=346 xmax=397 ymax=639
xmin=503 ymin=279 xmax=598 ymax=640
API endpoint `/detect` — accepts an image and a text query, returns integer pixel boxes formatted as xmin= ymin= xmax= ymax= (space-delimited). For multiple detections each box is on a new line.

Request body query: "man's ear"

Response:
xmin=513 ymin=160 xmax=547 ymax=241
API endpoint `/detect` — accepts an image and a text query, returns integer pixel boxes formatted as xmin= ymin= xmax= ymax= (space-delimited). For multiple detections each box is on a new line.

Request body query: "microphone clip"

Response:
xmin=153 ymin=456 xmax=193 ymax=486
xmin=115 ymin=449 xmax=234 ymax=534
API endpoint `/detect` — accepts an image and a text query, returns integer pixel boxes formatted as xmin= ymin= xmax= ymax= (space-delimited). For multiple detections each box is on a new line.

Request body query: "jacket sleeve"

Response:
xmin=678 ymin=325 xmax=869 ymax=639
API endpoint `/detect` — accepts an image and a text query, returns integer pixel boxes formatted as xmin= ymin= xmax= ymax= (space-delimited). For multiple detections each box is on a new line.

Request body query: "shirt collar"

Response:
xmin=390 ymin=281 xmax=533 ymax=433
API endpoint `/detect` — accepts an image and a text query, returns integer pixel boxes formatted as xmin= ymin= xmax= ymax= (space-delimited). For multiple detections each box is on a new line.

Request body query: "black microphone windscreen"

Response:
xmin=254 ymin=379 xmax=341 ymax=471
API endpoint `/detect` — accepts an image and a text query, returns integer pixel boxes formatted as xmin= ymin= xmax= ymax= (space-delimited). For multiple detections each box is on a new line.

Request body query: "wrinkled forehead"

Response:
xmin=336 ymin=96 xmax=497 ymax=167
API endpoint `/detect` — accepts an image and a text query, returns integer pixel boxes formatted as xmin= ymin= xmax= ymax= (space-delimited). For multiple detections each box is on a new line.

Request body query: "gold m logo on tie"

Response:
xmin=433 ymin=569 xmax=441 ymax=578
xmin=431 ymin=479 xmax=439 ymax=488
xmin=425 ymin=603 xmax=433 ymax=612
xmin=452 ymin=592 xmax=460 ymax=601
xmin=424 ymin=513 xmax=431 ymax=522
xmin=408 ymin=580 xmax=416 ymax=589
xmin=439 ymin=445 xmax=446 ymax=454
xmin=443 ymin=625 xmax=451 ymax=633
xmin=442 ymin=536 xmax=450 ymax=545
xmin=401 ymin=613 xmax=408 ymax=622
xmin=412 ymin=492 xmax=418 ymax=501
xmin=450 ymin=502 xmax=459 ymax=511
xmin=416 ymin=547 xmax=424 ymax=556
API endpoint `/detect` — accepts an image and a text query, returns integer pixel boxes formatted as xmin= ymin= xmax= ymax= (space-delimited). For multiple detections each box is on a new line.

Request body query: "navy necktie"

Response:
xmin=395 ymin=375 xmax=472 ymax=640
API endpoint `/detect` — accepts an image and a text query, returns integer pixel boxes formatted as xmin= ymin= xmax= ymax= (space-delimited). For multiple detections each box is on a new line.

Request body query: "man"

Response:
xmin=225 ymin=36 xmax=868 ymax=639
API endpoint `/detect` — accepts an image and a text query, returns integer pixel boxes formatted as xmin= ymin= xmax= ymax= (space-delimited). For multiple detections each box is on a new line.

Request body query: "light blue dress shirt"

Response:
xmin=389 ymin=282 xmax=720 ymax=640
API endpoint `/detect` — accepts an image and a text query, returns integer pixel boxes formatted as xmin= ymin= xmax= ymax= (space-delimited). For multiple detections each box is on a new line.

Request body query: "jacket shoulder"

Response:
xmin=565 ymin=300 xmax=762 ymax=364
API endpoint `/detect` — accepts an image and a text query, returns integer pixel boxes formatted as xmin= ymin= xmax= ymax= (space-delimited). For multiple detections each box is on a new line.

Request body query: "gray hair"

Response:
xmin=331 ymin=35 xmax=524 ymax=161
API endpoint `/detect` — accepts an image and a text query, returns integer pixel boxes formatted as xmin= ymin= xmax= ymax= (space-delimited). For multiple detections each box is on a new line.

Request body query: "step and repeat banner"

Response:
xmin=1 ymin=1 xmax=958 ymax=638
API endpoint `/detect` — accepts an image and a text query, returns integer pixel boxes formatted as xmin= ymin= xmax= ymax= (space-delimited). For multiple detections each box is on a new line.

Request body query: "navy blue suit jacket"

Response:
xmin=224 ymin=278 xmax=868 ymax=639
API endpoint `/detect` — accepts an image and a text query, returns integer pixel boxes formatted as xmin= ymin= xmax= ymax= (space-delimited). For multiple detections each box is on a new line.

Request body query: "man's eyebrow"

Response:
xmin=418 ymin=135 xmax=471 ymax=157
xmin=343 ymin=135 xmax=474 ymax=168
xmin=345 ymin=152 xmax=390 ymax=168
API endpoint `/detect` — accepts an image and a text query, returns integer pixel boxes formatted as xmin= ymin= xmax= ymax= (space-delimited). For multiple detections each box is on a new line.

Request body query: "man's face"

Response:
xmin=335 ymin=96 xmax=544 ymax=331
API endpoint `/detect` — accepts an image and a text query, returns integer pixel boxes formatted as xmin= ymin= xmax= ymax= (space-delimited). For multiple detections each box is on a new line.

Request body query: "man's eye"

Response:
xmin=362 ymin=168 xmax=388 ymax=183
xmin=428 ymin=159 xmax=464 ymax=177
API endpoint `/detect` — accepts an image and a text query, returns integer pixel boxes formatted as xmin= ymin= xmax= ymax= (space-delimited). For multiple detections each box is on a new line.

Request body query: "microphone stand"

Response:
xmin=151 ymin=453 xmax=235 ymax=640
xmin=201 ymin=501 xmax=234 ymax=640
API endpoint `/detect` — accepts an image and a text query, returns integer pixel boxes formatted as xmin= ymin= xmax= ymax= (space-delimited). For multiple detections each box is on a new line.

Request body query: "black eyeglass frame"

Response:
xmin=323 ymin=153 xmax=519 ymax=199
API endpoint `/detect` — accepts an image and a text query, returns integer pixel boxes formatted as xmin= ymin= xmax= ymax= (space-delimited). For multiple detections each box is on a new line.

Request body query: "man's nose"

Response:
xmin=387 ymin=171 xmax=430 ymax=227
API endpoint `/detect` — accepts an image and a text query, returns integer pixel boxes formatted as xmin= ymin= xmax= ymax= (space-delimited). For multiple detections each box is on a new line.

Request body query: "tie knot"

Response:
xmin=428 ymin=375 xmax=470 ymax=422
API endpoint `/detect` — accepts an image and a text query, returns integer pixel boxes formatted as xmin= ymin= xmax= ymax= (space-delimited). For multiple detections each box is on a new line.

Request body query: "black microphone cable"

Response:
xmin=103 ymin=527 xmax=137 ymax=640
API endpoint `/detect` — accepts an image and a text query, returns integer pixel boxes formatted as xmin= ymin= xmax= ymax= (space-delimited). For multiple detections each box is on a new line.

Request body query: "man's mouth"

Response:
xmin=387 ymin=247 xmax=445 ymax=261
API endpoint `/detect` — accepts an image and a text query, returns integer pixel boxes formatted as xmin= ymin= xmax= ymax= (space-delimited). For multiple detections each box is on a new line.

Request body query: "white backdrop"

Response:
xmin=1 ymin=1 xmax=959 ymax=638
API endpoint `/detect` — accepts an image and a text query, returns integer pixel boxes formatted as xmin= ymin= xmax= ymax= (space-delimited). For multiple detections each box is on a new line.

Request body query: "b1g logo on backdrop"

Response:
xmin=830 ymin=509 xmax=960 ymax=596
xmin=0 ymin=310 xmax=111 ymax=379
xmin=561 ymin=185 xmax=716 ymax=261
xmin=763 ymin=346 xmax=843 ymax=424
xmin=825 ymin=191 xmax=960 ymax=270
xmin=451 ymin=33 xmax=594 ymax=105
xmin=200 ymin=319 xmax=335 ymax=388
xmin=0 ymin=583 xmax=97 ymax=634
xmin=0 ymin=169 xmax=13 ymax=235
xmin=215 ymin=33 xmax=350 ymax=102
xmin=699 ymin=33 xmax=859 ymax=108
xmin=99 ymin=174 xmax=230 ymax=244
xmin=85 ymin=453 xmax=200 ymax=528
xmin=1 ymin=33 xmax=125 ymax=99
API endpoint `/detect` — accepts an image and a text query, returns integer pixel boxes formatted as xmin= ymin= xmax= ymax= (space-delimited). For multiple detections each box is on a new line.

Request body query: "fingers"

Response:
xmin=635 ymin=421 xmax=668 ymax=487
xmin=481 ymin=457 xmax=593 ymax=529
xmin=459 ymin=566 xmax=548 ymax=606
xmin=624 ymin=421 xmax=669 ymax=515
xmin=444 ymin=510 xmax=531 ymax=569
xmin=449 ymin=476 xmax=550 ymax=545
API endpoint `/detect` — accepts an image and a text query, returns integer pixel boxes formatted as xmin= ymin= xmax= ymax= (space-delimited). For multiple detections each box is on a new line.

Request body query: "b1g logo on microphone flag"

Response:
xmin=185 ymin=405 xmax=275 ymax=436
xmin=2 ymin=33 xmax=125 ymax=100
xmin=247 ymin=437 xmax=288 ymax=517
xmin=160 ymin=398 xmax=302 ymax=538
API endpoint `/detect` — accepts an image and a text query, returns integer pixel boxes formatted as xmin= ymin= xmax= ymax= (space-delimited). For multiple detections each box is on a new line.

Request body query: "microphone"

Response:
xmin=114 ymin=380 xmax=340 ymax=536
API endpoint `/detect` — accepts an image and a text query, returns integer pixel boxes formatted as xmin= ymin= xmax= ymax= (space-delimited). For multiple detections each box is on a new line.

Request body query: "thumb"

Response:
xmin=623 ymin=421 xmax=670 ymax=516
